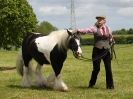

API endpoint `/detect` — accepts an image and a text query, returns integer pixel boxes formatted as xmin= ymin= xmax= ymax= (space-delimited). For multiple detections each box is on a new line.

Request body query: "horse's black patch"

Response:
xmin=50 ymin=44 xmax=67 ymax=76
xmin=69 ymin=38 xmax=78 ymax=52
xmin=22 ymin=33 xmax=50 ymax=66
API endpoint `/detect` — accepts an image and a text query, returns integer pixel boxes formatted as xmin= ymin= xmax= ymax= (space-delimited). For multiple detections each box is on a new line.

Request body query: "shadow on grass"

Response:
xmin=76 ymin=85 xmax=107 ymax=91
xmin=7 ymin=84 xmax=53 ymax=91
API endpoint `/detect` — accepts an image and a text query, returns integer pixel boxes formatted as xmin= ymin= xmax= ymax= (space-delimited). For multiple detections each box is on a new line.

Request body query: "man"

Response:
xmin=78 ymin=16 xmax=114 ymax=89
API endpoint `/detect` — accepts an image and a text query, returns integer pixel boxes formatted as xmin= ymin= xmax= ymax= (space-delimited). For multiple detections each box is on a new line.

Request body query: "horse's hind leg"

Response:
xmin=22 ymin=57 xmax=33 ymax=87
xmin=47 ymin=72 xmax=56 ymax=88
xmin=35 ymin=63 xmax=47 ymax=87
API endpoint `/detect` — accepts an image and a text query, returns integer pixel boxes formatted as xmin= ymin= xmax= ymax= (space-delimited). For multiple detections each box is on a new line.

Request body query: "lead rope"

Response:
xmin=77 ymin=48 xmax=110 ymax=61
xmin=78 ymin=44 xmax=120 ymax=66
xmin=111 ymin=43 xmax=119 ymax=65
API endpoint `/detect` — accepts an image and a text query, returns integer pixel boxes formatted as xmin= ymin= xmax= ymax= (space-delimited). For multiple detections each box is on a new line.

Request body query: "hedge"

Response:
xmin=81 ymin=35 xmax=133 ymax=45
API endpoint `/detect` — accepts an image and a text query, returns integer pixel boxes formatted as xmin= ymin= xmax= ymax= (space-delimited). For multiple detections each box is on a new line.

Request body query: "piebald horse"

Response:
xmin=16 ymin=29 xmax=82 ymax=91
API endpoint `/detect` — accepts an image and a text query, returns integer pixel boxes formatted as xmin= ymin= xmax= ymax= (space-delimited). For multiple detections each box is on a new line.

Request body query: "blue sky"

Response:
xmin=28 ymin=0 xmax=133 ymax=30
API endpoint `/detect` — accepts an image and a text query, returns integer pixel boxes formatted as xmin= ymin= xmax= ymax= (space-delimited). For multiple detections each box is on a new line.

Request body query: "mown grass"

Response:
xmin=0 ymin=44 xmax=133 ymax=99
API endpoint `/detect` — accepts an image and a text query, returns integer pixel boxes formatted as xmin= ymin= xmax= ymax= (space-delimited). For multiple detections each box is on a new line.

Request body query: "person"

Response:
xmin=78 ymin=16 xmax=115 ymax=89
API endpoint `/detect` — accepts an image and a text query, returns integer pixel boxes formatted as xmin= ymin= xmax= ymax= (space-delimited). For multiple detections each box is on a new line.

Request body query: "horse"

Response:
xmin=16 ymin=29 xmax=82 ymax=91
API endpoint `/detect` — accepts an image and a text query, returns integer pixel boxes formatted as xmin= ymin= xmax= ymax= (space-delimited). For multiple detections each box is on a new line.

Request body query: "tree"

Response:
xmin=113 ymin=28 xmax=128 ymax=35
xmin=128 ymin=28 xmax=133 ymax=34
xmin=36 ymin=21 xmax=57 ymax=35
xmin=0 ymin=0 xmax=37 ymax=50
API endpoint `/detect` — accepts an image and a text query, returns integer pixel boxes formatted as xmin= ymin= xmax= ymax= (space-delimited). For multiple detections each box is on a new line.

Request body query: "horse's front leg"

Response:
xmin=48 ymin=63 xmax=68 ymax=91
xmin=54 ymin=73 xmax=68 ymax=92
xmin=35 ymin=63 xmax=47 ymax=87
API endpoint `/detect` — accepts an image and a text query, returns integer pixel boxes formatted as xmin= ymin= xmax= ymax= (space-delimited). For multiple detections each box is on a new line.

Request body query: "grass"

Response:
xmin=0 ymin=44 xmax=133 ymax=99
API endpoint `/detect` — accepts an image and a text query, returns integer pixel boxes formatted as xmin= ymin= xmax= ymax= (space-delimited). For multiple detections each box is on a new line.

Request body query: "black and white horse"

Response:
xmin=16 ymin=29 xmax=82 ymax=91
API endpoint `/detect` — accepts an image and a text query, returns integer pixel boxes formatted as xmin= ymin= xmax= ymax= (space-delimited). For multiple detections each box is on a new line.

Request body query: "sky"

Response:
xmin=28 ymin=0 xmax=133 ymax=31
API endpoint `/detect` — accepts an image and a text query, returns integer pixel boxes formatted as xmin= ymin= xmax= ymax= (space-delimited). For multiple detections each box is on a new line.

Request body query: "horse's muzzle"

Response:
xmin=73 ymin=51 xmax=82 ymax=59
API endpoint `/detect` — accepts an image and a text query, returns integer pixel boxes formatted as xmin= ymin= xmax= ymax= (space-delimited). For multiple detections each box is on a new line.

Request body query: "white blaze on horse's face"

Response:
xmin=75 ymin=39 xmax=82 ymax=57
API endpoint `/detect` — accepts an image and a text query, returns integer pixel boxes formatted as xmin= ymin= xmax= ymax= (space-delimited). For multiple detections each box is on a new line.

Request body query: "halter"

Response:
xmin=70 ymin=36 xmax=81 ymax=59
xmin=67 ymin=29 xmax=81 ymax=58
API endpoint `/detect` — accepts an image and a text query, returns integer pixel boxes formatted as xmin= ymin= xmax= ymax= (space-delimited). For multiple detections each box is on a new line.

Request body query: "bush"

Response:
xmin=81 ymin=35 xmax=133 ymax=45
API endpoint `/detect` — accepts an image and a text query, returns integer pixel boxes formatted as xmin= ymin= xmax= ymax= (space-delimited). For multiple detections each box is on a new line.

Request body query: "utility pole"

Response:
xmin=70 ymin=0 xmax=76 ymax=29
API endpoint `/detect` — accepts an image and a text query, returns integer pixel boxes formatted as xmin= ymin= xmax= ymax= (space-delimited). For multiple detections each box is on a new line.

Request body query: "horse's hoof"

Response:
xmin=61 ymin=87 xmax=69 ymax=92
xmin=53 ymin=84 xmax=69 ymax=92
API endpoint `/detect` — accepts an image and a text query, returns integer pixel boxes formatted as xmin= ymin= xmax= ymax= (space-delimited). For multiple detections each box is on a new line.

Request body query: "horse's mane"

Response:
xmin=49 ymin=30 xmax=70 ymax=50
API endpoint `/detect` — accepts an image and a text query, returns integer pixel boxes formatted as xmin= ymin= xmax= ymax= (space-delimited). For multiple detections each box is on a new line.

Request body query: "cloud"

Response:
xmin=94 ymin=0 xmax=133 ymax=8
xmin=27 ymin=0 xmax=133 ymax=30
xmin=39 ymin=6 xmax=69 ymax=15
xmin=77 ymin=4 xmax=109 ymax=16
xmin=118 ymin=7 xmax=133 ymax=17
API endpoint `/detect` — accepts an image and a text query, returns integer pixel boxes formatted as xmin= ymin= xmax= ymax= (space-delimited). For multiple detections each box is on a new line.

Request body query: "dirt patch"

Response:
xmin=0 ymin=66 xmax=16 ymax=71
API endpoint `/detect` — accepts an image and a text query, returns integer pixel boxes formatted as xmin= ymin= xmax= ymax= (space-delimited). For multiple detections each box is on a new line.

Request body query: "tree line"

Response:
xmin=113 ymin=28 xmax=133 ymax=35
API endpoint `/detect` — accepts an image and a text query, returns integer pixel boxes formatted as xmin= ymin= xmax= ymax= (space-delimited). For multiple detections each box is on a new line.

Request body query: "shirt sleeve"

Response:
xmin=78 ymin=26 xmax=97 ymax=34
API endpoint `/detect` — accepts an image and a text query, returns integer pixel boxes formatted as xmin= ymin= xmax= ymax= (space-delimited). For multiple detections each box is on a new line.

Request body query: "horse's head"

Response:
xmin=67 ymin=29 xmax=82 ymax=59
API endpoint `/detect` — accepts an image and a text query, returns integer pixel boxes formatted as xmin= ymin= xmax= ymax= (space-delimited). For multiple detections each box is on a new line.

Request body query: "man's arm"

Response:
xmin=78 ymin=26 xmax=96 ymax=34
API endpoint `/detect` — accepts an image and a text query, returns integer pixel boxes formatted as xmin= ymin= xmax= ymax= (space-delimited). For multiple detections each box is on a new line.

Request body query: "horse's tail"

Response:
xmin=16 ymin=49 xmax=24 ymax=76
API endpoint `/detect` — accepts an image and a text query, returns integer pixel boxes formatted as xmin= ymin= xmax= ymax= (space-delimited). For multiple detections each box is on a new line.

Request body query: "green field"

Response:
xmin=0 ymin=44 xmax=133 ymax=99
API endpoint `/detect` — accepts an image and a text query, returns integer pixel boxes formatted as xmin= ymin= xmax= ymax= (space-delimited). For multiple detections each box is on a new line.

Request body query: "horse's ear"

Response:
xmin=74 ymin=29 xmax=80 ymax=35
xmin=67 ymin=29 xmax=72 ymax=36
xmin=77 ymin=30 xmax=81 ymax=35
